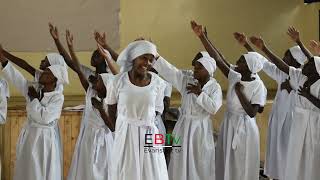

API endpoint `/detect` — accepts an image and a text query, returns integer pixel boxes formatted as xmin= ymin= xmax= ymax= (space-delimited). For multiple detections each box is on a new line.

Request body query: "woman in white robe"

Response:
xmin=250 ymin=31 xmax=320 ymax=180
xmin=0 ymin=47 xmax=68 ymax=180
xmin=67 ymin=39 xmax=115 ymax=180
xmin=107 ymin=40 xmax=168 ymax=180
xmin=191 ymin=21 xmax=267 ymax=180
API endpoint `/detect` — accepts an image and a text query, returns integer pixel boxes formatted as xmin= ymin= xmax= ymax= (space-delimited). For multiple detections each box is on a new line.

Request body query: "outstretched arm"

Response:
xmin=94 ymin=31 xmax=119 ymax=61
xmin=91 ymin=98 xmax=115 ymax=131
xmin=234 ymin=32 xmax=254 ymax=52
xmin=191 ymin=20 xmax=230 ymax=77
xmin=287 ymin=26 xmax=313 ymax=59
xmin=97 ymin=44 xmax=119 ymax=75
xmin=250 ymin=36 xmax=289 ymax=74
xmin=66 ymin=30 xmax=89 ymax=91
xmin=49 ymin=23 xmax=78 ymax=73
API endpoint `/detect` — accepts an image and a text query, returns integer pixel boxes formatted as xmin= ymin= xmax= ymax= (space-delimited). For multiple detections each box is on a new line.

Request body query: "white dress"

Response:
xmin=283 ymin=67 xmax=320 ymax=180
xmin=153 ymin=57 xmax=223 ymax=180
xmin=68 ymin=85 xmax=114 ymax=180
xmin=215 ymin=69 xmax=267 ymax=180
xmin=262 ymin=61 xmax=295 ymax=179
xmin=108 ymin=72 xmax=169 ymax=180
xmin=2 ymin=62 xmax=64 ymax=180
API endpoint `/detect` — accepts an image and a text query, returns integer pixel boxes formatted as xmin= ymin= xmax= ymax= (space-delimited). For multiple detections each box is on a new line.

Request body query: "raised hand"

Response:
xmin=250 ymin=36 xmax=265 ymax=50
xmin=97 ymin=43 xmax=111 ymax=60
xmin=309 ymin=40 xmax=320 ymax=55
xmin=94 ymin=31 xmax=107 ymax=47
xmin=234 ymin=32 xmax=247 ymax=46
xmin=287 ymin=26 xmax=300 ymax=42
xmin=49 ymin=23 xmax=59 ymax=40
xmin=190 ymin=20 xmax=204 ymax=37
xmin=66 ymin=29 xmax=74 ymax=47
xmin=186 ymin=83 xmax=202 ymax=95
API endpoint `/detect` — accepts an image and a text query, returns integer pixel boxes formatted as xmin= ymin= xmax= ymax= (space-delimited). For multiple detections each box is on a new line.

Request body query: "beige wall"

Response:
xmin=2 ymin=0 xmax=320 ymax=96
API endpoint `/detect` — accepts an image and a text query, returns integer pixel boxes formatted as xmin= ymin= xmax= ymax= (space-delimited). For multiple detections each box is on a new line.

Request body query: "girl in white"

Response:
xmin=153 ymin=49 xmax=222 ymax=180
xmin=251 ymin=27 xmax=320 ymax=180
xmin=0 ymin=45 xmax=68 ymax=180
xmin=107 ymin=40 xmax=168 ymax=180
xmin=233 ymin=32 xmax=307 ymax=180
xmin=0 ymin=78 xmax=9 ymax=178
xmin=191 ymin=21 xmax=267 ymax=180
xmin=67 ymin=38 xmax=115 ymax=180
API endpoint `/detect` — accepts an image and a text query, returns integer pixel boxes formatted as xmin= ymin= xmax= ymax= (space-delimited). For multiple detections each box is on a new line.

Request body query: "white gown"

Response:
xmin=262 ymin=61 xmax=295 ymax=179
xmin=215 ymin=69 xmax=267 ymax=180
xmin=284 ymin=67 xmax=320 ymax=180
xmin=68 ymin=86 xmax=114 ymax=180
xmin=2 ymin=62 xmax=64 ymax=180
xmin=153 ymin=57 xmax=223 ymax=180
xmin=108 ymin=72 xmax=169 ymax=180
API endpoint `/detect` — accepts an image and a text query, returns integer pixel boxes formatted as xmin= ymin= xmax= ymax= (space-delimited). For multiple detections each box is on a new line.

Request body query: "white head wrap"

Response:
xmin=117 ymin=40 xmax=157 ymax=73
xmin=313 ymin=56 xmax=320 ymax=76
xmin=196 ymin=51 xmax=217 ymax=76
xmin=46 ymin=53 xmax=67 ymax=69
xmin=48 ymin=65 xmax=69 ymax=84
xmin=243 ymin=52 xmax=264 ymax=74
xmin=289 ymin=46 xmax=307 ymax=65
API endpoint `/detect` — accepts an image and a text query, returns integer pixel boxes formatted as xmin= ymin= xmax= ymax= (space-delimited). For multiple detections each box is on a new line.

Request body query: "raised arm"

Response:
xmin=66 ymin=30 xmax=89 ymax=91
xmin=2 ymin=47 xmax=36 ymax=76
xmin=250 ymin=36 xmax=289 ymax=74
xmin=235 ymin=82 xmax=260 ymax=118
xmin=97 ymin=44 xmax=119 ymax=75
xmin=234 ymin=32 xmax=254 ymax=52
xmin=191 ymin=20 xmax=230 ymax=77
xmin=91 ymin=97 xmax=115 ymax=131
xmin=48 ymin=23 xmax=78 ymax=72
xmin=94 ymin=31 xmax=119 ymax=61
xmin=309 ymin=40 xmax=320 ymax=56
xmin=287 ymin=26 xmax=313 ymax=59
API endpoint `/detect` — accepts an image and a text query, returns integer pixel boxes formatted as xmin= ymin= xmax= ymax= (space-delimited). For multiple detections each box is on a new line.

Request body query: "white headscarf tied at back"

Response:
xmin=289 ymin=46 xmax=307 ymax=65
xmin=243 ymin=52 xmax=264 ymax=74
xmin=117 ymin=40 xmax=157 ymax=73
xmin=313 ymin=56 xmax=320 ymax=76
xmin=46 ymin=53 xmax=67 ymax=69
xmin=48 ymin=65 xmax=69 ymax=84
xmin=197 ymin=51 xmax=217 ymax=76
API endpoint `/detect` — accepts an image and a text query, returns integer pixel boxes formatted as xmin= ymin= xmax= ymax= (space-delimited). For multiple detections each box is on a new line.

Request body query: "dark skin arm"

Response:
xmin=250 ymin=36 xmax=289 ymax=75
xmin=309 ymin=40 xmax=320 ymax=56
xmin=299 ymin=85 xmax=320 ymax=109
xmin=108 ymin=104 xmax=117 ymax=128
xmin=0 ymin=45 xmax=8 ymax=67
xmin=234 ymin=32 xmax=254 ymax=52
xmin=66 ymin=30 xmax=89 ymax=91
xmin=94 ymin=31 xmax=119 ymax=61
xmin=287 ymin=26 xmax=313 ymax=59
xmin=97 ymin=44 xmax=119 ymax=75
xmin=48 ymin=23 xmax=79 ymax=73
xmin=2 ymin=50 xmax=36 ymax=76
xmin=235 ymin=82 xmax=260 ymax=118
xmin=191 ymin=20 xmax=230 ymax=78
xmin=91 ymin=97 xmax=115 ymax=131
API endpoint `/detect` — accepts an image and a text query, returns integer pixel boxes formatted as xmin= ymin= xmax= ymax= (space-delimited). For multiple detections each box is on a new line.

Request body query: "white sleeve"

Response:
xmin=164 ymin=83 xmax=172 ymax=98
xmin=228 ymin=69 xmax=242 ymax=85
xmin=289 ymin=66 xmax=303 ymax=90
xmin=80 ymin=65 xmax=95 ymax=80
xmin=262 ymin=61 xmax=287 ymax=83
xmin=106 ymin=74 xmax=120 ymax=105
xmin=0 ymin=90 xmax=8 ymax=124
xmin=153 ymin=57 xmax=187 ymax=93
xmin=26 ymin=94 xmax=64 ymax=124
xmin=196 ymin=83 xmax=223 ymax=114
xmin=2 ymin=62 xmax=28 ymax=97
xmin=251 ymin=82 xmax=267 ymax=106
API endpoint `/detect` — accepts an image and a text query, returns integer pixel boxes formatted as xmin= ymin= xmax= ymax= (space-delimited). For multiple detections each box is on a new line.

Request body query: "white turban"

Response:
xmin=289 ymin=46 xmax=307 ymax=65
xmin=197 ymin=51 xmax=217 ymax=76
xmin=100 ymin=73 xmax=114 ymax=90
xmin=117 ymin=40 xmax=157 ymax=73
xmin=48 ymin=65 xmax=69 ymax=84
xmin=243 ymin=52 xmax=264 ymax=74
xmin=46 ymin=53 xmax=67 ymax=69
xmin=313 ymin=56 xmax=320 ymax=76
